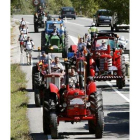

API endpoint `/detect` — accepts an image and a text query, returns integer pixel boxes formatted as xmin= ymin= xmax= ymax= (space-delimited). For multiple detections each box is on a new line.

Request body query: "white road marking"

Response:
xmin=68 ymin=35 xmax=78 ymax=45
xmin=12 ymin=18 xmax=30 ymax=24
xmin=65 ymin=21 xmax=84 ymax=27
xmin=78 ymin=17 xmax=93 ymax=21
xmin=106 ymin=81 xmax=130 ymax=102
xmin=40 ymin=107 xmax=43 ymax=114
xmin=69 ymin=34 xmax=129 ymax=102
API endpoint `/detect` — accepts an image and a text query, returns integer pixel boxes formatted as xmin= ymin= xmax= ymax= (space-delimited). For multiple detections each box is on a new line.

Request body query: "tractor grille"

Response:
xmin=100 ymin=58 xmax=112 ymax=71
xmin=51 ymin=39 xmax=59 ymax=46
xmin=45 ymin=77 xmax=61 ymax=89
xmin=108 ymin=58 xmax=112 ymax=68
xmin=100 ymin=58 xmax=105 ymax=70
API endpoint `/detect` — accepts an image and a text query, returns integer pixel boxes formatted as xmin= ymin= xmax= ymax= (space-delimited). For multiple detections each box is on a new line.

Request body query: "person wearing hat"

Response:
xmin=88 ymin=22 xmax=98 ymax=39
xmin=39 ymin=51 xmax=52 ymax=65
xmin=98 ymin=39 xmax=107 ymax=50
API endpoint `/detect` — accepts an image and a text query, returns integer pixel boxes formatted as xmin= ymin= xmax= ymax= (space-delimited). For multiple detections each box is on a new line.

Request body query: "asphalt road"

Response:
xmin=13 ymin=15 xmax=129 ymax=140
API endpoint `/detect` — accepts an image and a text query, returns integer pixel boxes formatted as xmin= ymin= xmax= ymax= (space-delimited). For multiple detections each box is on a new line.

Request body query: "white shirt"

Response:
xmin=20 ymin=20 xmax=26 ymax=25
xmin=51 ymin=62 xmax=64 ymax=73
xmin=25 ymin=41 xmax=34 ymax=50
xmin=98 ymin=44 xmax=107 ymax=50
xmin=20 ymin=28 xmax=28 ymax=34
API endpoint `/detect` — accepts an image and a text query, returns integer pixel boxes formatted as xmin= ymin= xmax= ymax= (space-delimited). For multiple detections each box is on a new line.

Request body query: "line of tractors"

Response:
xmin=32 ymin=14 xmax=127 ymax=139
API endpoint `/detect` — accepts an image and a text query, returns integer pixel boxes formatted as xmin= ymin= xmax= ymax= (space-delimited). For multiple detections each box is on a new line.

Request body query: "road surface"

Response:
xmin=13 ymin=15 xmax=129 ymax=140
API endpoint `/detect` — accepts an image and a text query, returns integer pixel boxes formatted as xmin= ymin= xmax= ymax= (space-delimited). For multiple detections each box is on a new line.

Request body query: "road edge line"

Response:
xmin=106 ymin=81 xmax=130 ymax=102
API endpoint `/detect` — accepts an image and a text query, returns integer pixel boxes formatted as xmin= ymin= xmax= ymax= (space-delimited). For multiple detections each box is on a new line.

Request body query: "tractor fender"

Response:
xmin=49 ymin=83 xmax=60 ymax=99
xmin=86 ymin=81 xmax=97 ymax=95
xmin=89 ymin=58 xmax=95 ymax=76
xmin=90 ymin=69 xmax=95 ymax=76
xmin=89 ymin=58 xmax=95 ymax=65
xmin=70 ymin=45 xmax=77 ymax=52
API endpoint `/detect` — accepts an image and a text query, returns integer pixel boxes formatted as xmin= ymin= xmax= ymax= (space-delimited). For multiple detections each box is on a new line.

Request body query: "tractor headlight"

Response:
xmin=95 ymin=72 xmax=98 ymax=76
xmin=63 ymin=103 xmax=67 ymax=108
xmin=114 ymin=72 xmax=117 ymax=75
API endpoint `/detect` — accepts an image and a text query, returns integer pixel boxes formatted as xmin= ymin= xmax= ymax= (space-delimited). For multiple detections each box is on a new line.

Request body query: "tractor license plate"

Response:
xmin=67 ymin=12 xmax=71 ymax=14
xmin=70 ymin=98 xmax=84 ymax=105
xmin=104 ymin=20 xmax=109 ymax=22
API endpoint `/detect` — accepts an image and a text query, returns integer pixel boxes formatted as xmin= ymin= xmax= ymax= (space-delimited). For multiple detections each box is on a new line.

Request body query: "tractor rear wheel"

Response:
xmin=50 ymin=112 xmax=58 ymax=139
xmin=41 ymin=31 xmax=45 ymax=51
xmin=33 ymin=67 xmax=43 ymax=106
xmin=62 ymin=36 xmax=68 ymax=58
xmin=117 ymin=55 xmax=126 ymax=89
xmin=34 ymin=89 xmax=41 ymax=107
xmin=32 ymin=66 xmax=38 ymax=90
xmin=89 ymin=88 xmax=104 ymax=138
xmin=43 ymin=89 xmax=51 ymax=134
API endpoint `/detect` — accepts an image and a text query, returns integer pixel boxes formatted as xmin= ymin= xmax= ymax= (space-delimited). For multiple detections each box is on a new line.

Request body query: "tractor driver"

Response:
xmin=51 ymin=57 xmax=64 ymax=73
xmin=98 ymin=39 xmax=107 ymax=50
xmin=39 ymin=51 xmax=52 ymax=64
xmin=51 ymin=26 xmax=59 ymax=36
xmin=68 ymin=68 xmax=79 ymax=88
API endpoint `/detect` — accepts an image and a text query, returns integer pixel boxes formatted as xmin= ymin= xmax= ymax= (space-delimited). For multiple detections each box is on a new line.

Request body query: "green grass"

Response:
xmin=11 ymin=64 xmax=31 ymax=140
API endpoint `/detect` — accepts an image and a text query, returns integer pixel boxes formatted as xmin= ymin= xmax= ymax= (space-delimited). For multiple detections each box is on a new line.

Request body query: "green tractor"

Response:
xmin=41 ymin=20 xmax=68 ymax=58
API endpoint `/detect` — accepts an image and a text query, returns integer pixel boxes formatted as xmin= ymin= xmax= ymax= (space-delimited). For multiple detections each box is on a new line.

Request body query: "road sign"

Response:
xmin=33 ymin=0 xmax=40 ymax=6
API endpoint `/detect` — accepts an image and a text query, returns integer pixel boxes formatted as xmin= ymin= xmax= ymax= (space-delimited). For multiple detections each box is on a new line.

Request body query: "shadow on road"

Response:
xmin=30 ymin=133 xmax=47 ymax=140
xmin=99 ymin=30 xmax=129 ymax=33
xmin=26 ymin=89 xmax=33 ymax=92
xmin=28 ymin=31 xmax=40 ymax=34
xmin=104 ymin=112 xmax=129 ymax=135
xmin=27 ymin=104 xmax=37 ymax=108
xmin=59 ymin=132 xmax=95 ymax=139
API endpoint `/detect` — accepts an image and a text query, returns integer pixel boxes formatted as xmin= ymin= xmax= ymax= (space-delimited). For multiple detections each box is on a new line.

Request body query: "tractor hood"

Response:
xmin=67 ymin=89 xmax=85 ymax=97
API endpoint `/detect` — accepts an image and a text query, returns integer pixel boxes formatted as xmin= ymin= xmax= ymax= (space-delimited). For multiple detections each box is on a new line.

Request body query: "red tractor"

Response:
xmin=42 ymin=55 xmax=104 ymax=139
xmin=69 ymin=32 xmax=126 ymax=89
xmin=87 ymin=32 xmax=126 ymax=89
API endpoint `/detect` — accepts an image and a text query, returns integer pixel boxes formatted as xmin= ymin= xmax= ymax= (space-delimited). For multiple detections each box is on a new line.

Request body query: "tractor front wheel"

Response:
xmin=50 ymin=112 xmax=58 ymax=139
xmin=95 ymin=110 xmax=104 ymax=138
xmin=89 ymin=89 xmax=104 ymax=138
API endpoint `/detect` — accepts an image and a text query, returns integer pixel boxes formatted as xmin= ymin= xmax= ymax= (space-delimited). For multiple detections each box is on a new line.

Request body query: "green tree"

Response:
xmin=99 ymin=0 xmax=129 ymax=24
xmin=71 ymin=0 xmax=100 ymax=17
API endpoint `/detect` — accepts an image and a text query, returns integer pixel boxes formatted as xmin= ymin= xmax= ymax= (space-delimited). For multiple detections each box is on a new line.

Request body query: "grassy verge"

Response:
xmin=11 ymin=64 xmax=31 ymax=140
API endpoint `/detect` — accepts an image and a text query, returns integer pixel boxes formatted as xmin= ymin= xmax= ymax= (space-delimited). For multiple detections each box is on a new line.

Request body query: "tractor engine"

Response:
xmin=65 ymin=89 xmax=87 ymax=117
xmin=50 ymin=36 xmax=60 ymax=47
xmin=99 ymin=54 xmax=112 ymax=71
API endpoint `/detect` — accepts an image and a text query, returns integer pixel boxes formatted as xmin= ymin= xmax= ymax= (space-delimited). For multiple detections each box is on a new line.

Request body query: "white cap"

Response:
xmin=91 ymin=22 xmax=95 ymax=26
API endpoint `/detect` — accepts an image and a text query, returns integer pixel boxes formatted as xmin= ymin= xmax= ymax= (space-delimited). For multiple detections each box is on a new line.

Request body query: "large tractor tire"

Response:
xmin=41 ymin=31 xmax=46 ymax=51
xmin=34 ymin=89 xmax=41 ymax=107
xmin=34 ymin=23 xmax=38 ymax=32
xmin=43 ymin=90 xmax=59 ymax=135
xmin=50 ymin=112 xmax=58 ymax=139
xmin=43 ymin=89 xmax=51 ymax=134
xmin=62 ymin=36 xmax=68 ymax=58
xmin=32 ymin=66 xmax=38 ymax=90
xmin=95 ymin=110 xmax=104 ymax=138
xmin=117 ymin=55 xmax=126 ymax=89
xmin=89 ymin=88 xmax=104 ymax=138
xmin=33 ymin=66 xmax=43 ymax=107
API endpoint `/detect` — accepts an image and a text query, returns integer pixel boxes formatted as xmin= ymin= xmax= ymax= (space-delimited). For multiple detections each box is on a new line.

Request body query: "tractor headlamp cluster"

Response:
xmin=114 ymin=72 xmax=117 ymax=75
